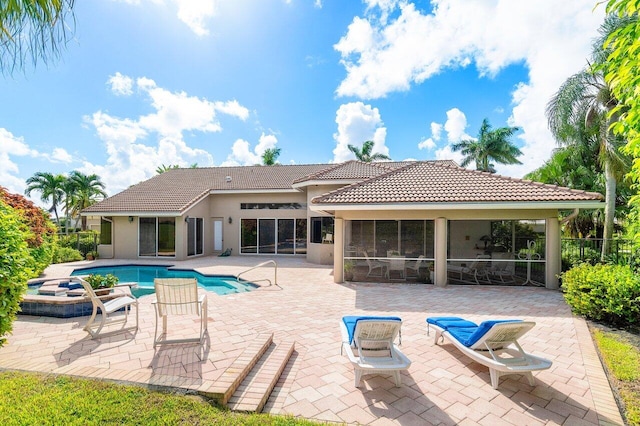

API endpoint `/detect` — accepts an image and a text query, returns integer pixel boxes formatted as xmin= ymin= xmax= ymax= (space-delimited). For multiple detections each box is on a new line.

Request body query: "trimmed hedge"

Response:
xmin=52 ymin=246 xmax=83 ymax=263
xmin=562 ymin=263 xmax=640 ymax=326
xmin=0 ymin=201 xmax=32 ymax=347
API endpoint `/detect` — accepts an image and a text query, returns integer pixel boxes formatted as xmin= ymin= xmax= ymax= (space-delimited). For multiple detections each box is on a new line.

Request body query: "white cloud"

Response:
xmin=174 ymin=0 xmax=216 ymax=36
xmin=221 ymin=133 xmax=279 ymax=166
xmin=112 ymin=0 xmax=215 ymax=36
xmin=332 ymin=102 xmax=388 ymax=162
xmin=107 ymin=72 xmax=134 ymax=96
xmin=443 ymin=108 xmax=471 ymax=142
xmin=335 ymin=0 xmax=604 ymax=176
xmin=418 ymin=137 xmax=435 ymax=150
xmin=430 ymin=122 xmax=442 ymax=141
xmin=83 ymin=75 xmax=250 ymax=194
xmin=0 ymin=128 xmax=39 ymax=194
xmin=50 ymin=148 xmax=73 ymax=163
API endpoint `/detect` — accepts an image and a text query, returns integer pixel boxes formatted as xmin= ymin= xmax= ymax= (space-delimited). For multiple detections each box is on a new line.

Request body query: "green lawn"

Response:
xmin=593 ymin=329 xmax=640 ymax=426
xmin=0 ymin=371 xmax=322 ymax=426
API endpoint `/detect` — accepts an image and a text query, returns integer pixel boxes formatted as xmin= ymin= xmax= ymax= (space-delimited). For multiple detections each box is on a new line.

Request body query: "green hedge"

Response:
xmin=52 ymin=246 xmax=83 ymax=263
xmin=0 ymin=201 xmax=32 ymax=347
xmin=562 ymin=263 xmax=640 ymax=326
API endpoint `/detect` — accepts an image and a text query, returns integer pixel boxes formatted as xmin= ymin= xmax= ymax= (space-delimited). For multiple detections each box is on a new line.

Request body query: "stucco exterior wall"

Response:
xmin=306 ymin=185 xmax=344 ymax=265
xmin=112 ymin=216 xmax=140 ymax=259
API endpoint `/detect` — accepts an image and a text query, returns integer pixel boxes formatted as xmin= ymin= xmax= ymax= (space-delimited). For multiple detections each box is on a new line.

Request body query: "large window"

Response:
xmin=346 ymin=220 xmax=434 ymax=259
xmin=240 ymin=218 xmax=306 ymax=254
xmin=310 ymin=217 xmax=334 ymax=244
xmin=187 ymin=217 xmax=204 ymax=256
xmin=139 ymin=217 xmax=176 ymax=257
xmin=100 ymin=217 xmax=112 ymax=245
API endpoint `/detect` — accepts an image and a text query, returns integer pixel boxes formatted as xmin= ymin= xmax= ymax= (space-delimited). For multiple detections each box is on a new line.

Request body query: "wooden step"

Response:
xmin=201 ymin=333 xmax=273 ymax=405
xmin=227 ymin=340 xmax=295 ymax=413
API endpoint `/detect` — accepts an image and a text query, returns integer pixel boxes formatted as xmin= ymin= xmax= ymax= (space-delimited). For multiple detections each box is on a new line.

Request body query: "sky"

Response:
xmin=1 ymin=0 xmax=606 ymax=203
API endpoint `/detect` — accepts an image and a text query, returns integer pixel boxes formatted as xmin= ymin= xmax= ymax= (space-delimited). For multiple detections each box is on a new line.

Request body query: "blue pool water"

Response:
xmin=70 ymin=265 xmax=257 ymax=297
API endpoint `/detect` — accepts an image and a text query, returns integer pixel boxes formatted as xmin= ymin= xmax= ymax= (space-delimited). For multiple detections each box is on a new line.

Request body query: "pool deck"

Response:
xmin=0 ymin=256 xmax=624 ymax=425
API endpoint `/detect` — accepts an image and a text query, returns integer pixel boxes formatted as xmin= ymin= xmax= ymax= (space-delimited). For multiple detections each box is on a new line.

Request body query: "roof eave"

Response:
xmin=309 ymin=200 xmax=604 ymax=211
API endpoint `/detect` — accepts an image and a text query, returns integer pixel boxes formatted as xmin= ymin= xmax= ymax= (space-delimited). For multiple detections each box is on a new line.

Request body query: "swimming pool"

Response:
xmin=70 ymin=265 xmax=257 ymax=297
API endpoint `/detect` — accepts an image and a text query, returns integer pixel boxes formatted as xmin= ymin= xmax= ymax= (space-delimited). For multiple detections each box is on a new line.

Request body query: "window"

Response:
xmin=139 ymin=217 xmax=176 ymax=257
xmin=240 ymin=218 xmax=307 ymax=254
xmin=100 ymin=217 xmax=112 ymax=245
xmin=241 ymin=203 xmax=306 ymax=210
xmin=187 ymin=217 xmax=204 ymax=256
xmin=310 ymin=217 xmax=334 ymax=244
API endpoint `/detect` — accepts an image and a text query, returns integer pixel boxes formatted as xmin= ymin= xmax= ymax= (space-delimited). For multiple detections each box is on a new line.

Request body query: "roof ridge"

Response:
xmin=436 ymin=162 xmax=603 ymax=198
xmin=310 ymin=161 xmax=419 ymax=203
xmin=293 ymin=161 xmax=356 ymax=183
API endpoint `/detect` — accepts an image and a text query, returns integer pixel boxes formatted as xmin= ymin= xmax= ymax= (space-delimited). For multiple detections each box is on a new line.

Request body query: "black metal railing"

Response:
xmin=561 ymin=238 xmax=636 ymax=269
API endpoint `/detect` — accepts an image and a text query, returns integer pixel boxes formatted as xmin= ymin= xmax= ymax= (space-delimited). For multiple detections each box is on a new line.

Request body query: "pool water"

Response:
xmin=70 ymin=265 xmax=257 ymax=297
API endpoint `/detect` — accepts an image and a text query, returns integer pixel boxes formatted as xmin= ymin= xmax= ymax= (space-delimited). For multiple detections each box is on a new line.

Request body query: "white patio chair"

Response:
xmin=78 ymin=277 xmax=139 ymax=339
xmin=405 ymin=255 xmax=427 ymax=278
xmin=386 ymin=256 xmax=406 ymax=280
xmin=341 ymin=316 xmax=411 ymax=387
xmin=489 ymin=252 xmax=517 ymax=284
xmin=426 ymin=316 xmax=552 ymax=389
xmin=447 ymin=254 xmax=491 ymax=284
xmin=362 ymin=250 xmax=385 ymax=277
xmin=322 ymin=233 xmax=333 ymax=244
xmin=153 ymin=278 xmax=208 ymax=347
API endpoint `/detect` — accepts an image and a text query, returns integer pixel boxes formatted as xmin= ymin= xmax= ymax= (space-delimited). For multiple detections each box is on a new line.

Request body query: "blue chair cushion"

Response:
xmin=343 ymin=315 xmax=402 ymax=345
xmin=450 ymin=319 xmax=522 ymax=347
xmin=426 ymin=317 xmax=478 ymax=330
xmin=67 ymin=283 xmax=83 ymax=290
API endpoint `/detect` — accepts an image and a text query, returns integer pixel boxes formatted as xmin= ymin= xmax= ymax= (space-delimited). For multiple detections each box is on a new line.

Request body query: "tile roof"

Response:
xmin=84 ymin=164 xmax=331 ymax=214
xmin=292 ymin=160 xmax=403 ymax=183
xmin=311 ymin=162 xmax=604 ymax=205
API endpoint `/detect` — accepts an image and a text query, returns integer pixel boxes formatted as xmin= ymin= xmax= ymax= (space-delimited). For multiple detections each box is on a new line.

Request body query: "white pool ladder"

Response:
xmin=237 ymin=260 xmax=278 ymax=287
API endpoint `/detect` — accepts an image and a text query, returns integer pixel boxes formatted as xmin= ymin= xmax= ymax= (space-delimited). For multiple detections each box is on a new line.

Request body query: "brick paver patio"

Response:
xmin=0 ymin=257 xmax=624 ymax=425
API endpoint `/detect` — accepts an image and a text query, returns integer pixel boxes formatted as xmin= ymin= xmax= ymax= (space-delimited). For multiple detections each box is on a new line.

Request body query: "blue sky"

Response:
xmin=1 ymin=0 xmax=605 ymax=201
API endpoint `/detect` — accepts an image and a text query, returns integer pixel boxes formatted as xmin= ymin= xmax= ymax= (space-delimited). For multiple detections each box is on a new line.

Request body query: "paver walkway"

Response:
xmin=0 ymin=257 xmax=624 ymax=425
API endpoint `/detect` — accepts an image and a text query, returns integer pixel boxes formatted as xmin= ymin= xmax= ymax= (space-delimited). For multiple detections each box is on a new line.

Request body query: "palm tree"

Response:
xmin=262 ymin=148 xmax=281 ymax=166
xmin=451 ymin=119 xmax=522 ymax=173
xmin=67 ymin=171 xmax=107 ymax=230
xmin=546 ymin=15 xmax=632 ymax=259
xmin=347 ymin=140 xmax=391 ymax=162
xmin=24 ymin=172 xmax=66 ymax=223
xmin=0 ymin=0 xmax=75 ymax=74
xmin=156 ymin=164 xmax=179 ymax=174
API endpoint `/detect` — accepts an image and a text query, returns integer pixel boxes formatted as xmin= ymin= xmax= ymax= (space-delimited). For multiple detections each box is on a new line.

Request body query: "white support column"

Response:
xmin=545 ymin=217 xmax=561 ymax=290
xmin=435 ymin=217 xmax=447 ymax=287
xmin=334 ymin=218 xmax=344 ymax=283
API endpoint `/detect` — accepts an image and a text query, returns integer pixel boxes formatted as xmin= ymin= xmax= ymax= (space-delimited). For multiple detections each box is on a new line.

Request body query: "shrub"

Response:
xmin=562 ymin=263 xmax=640 ymax=326
xmin=52 ymin=246 xmax=83 ymax=263
xmin=0 ymin=201 xmax=32 ymax=347
xmin=85 ymin=274 xmax=119 ymax=289
xmin=0 ymin=187 xmax=57 ymax=276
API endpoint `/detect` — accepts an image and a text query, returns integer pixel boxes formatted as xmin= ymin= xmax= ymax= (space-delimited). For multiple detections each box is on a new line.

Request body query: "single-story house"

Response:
xmin=82 ymin=160 xmax=603 ymax=289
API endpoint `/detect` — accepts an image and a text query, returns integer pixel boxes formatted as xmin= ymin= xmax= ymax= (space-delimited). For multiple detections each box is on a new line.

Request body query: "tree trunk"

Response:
xmin=601 ymin=162 xmax=616 ymax=261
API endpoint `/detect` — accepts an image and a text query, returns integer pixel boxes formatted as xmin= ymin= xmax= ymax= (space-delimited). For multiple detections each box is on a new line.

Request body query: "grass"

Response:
xmin=0 ymin=371 xmax=321 ymax=426
xmin=593 ymin=329 xmax=640 ymax=425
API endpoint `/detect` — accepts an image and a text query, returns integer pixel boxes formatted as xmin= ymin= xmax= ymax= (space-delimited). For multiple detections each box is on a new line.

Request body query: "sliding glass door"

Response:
xmin=139 ymin=217 xmax=176 ymax=257
xmin=240 ymin=218 xmax=306 ymax=254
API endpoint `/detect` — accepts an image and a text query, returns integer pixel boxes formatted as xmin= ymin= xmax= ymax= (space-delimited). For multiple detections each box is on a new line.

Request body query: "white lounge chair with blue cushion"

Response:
xmin=340 ymin=316 xmax=411 ymax=387
xmin=426 ymin=316 xmax=552 ymax=389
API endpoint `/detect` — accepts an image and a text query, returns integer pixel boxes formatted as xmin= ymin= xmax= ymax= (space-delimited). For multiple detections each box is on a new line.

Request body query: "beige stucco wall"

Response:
xmin=111 ymin=216 xmax=140 ymax=259
xmin=306 ymin=185 xmax=344 ymax=265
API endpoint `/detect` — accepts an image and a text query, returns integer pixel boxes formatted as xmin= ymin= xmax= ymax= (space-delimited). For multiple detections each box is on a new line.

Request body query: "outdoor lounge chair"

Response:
xmin=405 ymin=255 xmax=427 ymax=278
xmin=340 ymin=316 xmax=411 ymax=387
xmin=426 ymin=316 xmax=552 ymax=389
xmin=488 ymin=252 xmax=517 ymax=284
xmin=153 ymin=278 xmax=208 ymax=347
xmin=447 ymin=254 xmax=491 ymax=284
xmin=78 ymin=277 xmax=139 ymax=339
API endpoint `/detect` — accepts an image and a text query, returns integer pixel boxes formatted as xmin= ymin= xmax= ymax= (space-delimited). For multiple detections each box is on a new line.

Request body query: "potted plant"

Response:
xmin=344 ymin=260 xmax=355 ymax=281
xmin=85 ymin=250 xmax=99 ymax=260
xmin=85 ymin=273 xmax=118 ymax=295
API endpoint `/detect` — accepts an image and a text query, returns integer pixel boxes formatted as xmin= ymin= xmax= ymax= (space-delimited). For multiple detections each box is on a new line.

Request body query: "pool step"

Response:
xmin=203 ymin=333 xmax=273 ymax=405
xmin=227 ymin=339 xmax=295 ymax=413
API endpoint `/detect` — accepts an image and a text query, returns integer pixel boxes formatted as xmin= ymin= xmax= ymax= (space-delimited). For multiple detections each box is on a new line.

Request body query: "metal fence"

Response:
xmin=56 ymin=232 xmax=99 ymax=257
xmin=561 ymin=238 xmax=636 ymax=269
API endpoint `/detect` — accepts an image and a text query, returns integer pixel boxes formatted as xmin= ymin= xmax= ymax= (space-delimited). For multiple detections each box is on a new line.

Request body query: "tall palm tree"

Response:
xmin=156 ymin=164 xmax=179 ymax=174
xmin=24 ymin=172 xmax=66 ymax=223
xmin=262 ymin=148 xmax=281 ymax=166
xmin=67 ymin=171 xmax=107 ymax=230
xmin=546 ymin=14 xmax=632 ymax=259
xmin=451 ymin=119 xmax=522 ymax=173
xmin=347 ymin=140 xmax=391 ymax=162
xmin=0 ymin=0 xmax=75 ymax=74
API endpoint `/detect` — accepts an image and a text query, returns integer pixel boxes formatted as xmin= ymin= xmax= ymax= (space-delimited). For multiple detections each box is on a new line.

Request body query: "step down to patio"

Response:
xmin=227 ymin=340 xmax=295 ymax=413
xmin=202 ymin=333 xmax=273 ymax=406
